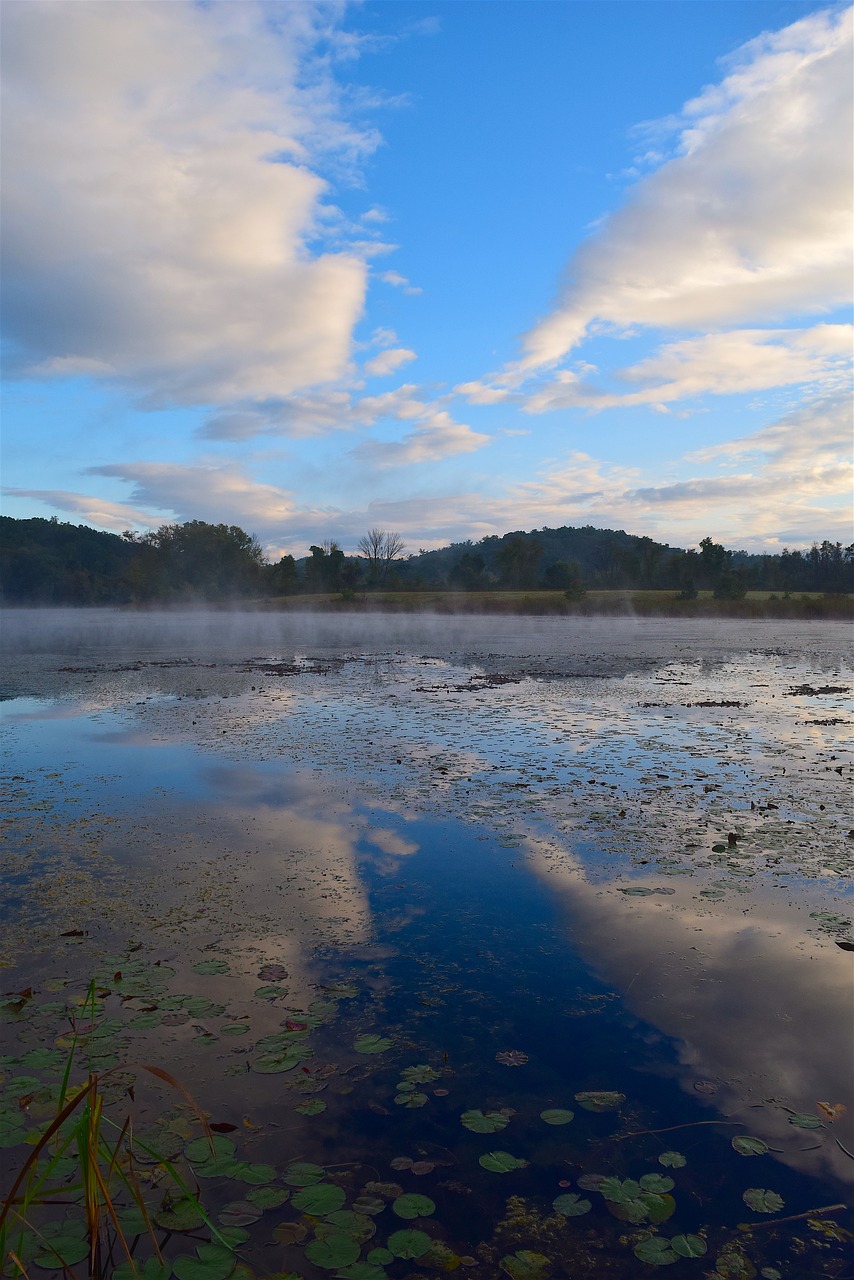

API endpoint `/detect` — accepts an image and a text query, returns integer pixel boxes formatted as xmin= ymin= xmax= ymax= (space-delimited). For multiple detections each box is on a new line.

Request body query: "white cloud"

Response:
xmin=378 ymin=270 xmax=423 ymax=295
xmin=363 ymin=347 xmax=417 ymax=377
xmin=352 ymin=411 xmax=490 ymax=468
xmin=524 ymin=324 xmax=853 ymax=412
xmin=1 ymin=1 xmax=378 ymax=405
xmin=512 ymin=7 xmax=852 ymax=374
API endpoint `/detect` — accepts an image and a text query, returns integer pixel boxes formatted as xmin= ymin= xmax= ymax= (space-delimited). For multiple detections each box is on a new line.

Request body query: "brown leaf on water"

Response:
xmin=210 ymin=1122 xmax=238 ymax=1133
xmin=816 ymin=1102 xmax=847 ymax=1122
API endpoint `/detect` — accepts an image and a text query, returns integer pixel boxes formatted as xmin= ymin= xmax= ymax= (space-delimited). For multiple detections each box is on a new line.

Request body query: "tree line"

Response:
xmin=1 ymin=515 xmax=851 ymax=605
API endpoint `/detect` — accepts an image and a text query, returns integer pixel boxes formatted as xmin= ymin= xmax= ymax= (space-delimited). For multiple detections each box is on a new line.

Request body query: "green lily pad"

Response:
xmin=600 ymin=1177 xmax=643 ymax=1204
xmin=553 ymin=1193 xmax=592 ymax=1216
xmin=246 ymin=1185 xmax=290 ymax=1209
xmin=394 ymin=1090 xmax=428 ymax=1107
xmin=220 ymin=1023 xmax=249 ymax=1037
xmin=540 ymin=1108 xmax=574 ymax=1125
xmin=742 ymin=1188 xmax=784 ymax=1214
xmin=732 ymin=1136 xmax=768 ymax=1157
xmin=672 ymin=1235 xmax=707 ymax=1258
xmin=574 ymin=1090 xmax=625 ymax=1112
xmin=387 ymin=1229 xmax=432 ymax=1259
xmin=154 ymin=1195 xmax=206 ymax=1232
xmin=354 ymin=1195 xmax=387 ymax=1216
xmin=461 ymin=1109 xmax=509 ymax=1133
xmin=787 ymin=1112 xmax=823 ymax=1129
xmin=325 ymin=1211 xmax=376 ymax=1241
xmin=114 ymin=1260 xmax=172 ymax=1280
xmin=500 ymin=1250 xmax=551 ymax=1279
xmin=254 ymin=985 xmax=287 ymax=1000
xmin=296 ymin=1098 xmax=327 ymax=1116
xmin=633 ymin=1235 xmax=678 ymax=1266
xmin=658 ymin=1151 xmax=686 ymax=1168
xmin=34 ymin=1235 xmax=90 ymax=1268
xmin=367 ymin=1248 xmax=394 ymax=1264
xmin=193 ymin=960 xmax=230 ymax=975
xmin=291 ymin=1182 xmax=346 ymax=1215
xmin=400 ymin=1064 xmax=440 ymax=1083
xmin=253 ymin=1052 xmax=304 ymax=1074
xmin=304 ymin=1232 xmax=361 ymax=1269
xmin=184 ymin=1134 xmax=235 ymax=1164
xmin=479 ymin=1150 xmax=528 ymax=1173
xmin=173 ymin=1244 xmax=236 ymax=1280
xmin=354 ymin=1034 xmax=393 ymax=1054
xmin=218 ymin=1200 xmax=262 ymax=1227
xmin=639 ymin=1173 xmax=674 ymax=1193
xmin=284 ymin=1160 xmax=325 ymax=1186
xmin=392 ymin=1193 xmax=436 ymax=1219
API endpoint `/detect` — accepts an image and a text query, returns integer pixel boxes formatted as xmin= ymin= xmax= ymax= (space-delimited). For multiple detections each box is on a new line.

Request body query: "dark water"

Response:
xmin=1 ymin=612 xmax=852 ymax=1279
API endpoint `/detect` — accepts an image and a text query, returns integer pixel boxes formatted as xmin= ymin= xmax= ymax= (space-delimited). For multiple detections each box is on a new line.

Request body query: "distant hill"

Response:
xmin=1 ymin=515 xmax=851 ymax=603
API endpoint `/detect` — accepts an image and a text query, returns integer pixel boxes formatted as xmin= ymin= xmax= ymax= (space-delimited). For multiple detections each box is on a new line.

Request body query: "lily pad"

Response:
xmin=461 ymin=1108 xmax=509 ymax=1133
xmin=500 ymin=1250 xmax=551 ymax=1279
xmin=185 ymin=1134 xmax=234 ymax=1164
xmin=297 ymin=1098 xmax=327 ymax=1116
xmin=291 ymin=1182 xmax=346 ymax=1215
xmin=658 ymin=1151 xmax=686 ymax=1168
xmin=574 ymin=1090 xmax=625 ymax=1112
xmin=787 ymin=1112 xmax=823 ymax=1129
xmin=742 ymin=1188 xmax=784 ymax=1214
xmin=639 ymin=1173 xmax=674 ymax=1193
xmin=154 ymin=1195 xmax=206 ymax=1232
xmin=394 ymin=1090 xmax=428 ymax=1108
xmin=633 ymin=1235 xmax=678 ymax=1266
xmin=392 ymin=1193 xmax=436 ymax=1219
xmin=387 ymin=1229 xmax=432 ymax=1259
xmin=304 ymin=1233 xmax=360 ymax=1270
xmin=479 ymin=1150 xmax=528 ymax=1173
xmin=553 ymin=1193 xmax=592 ymax=1217
xmin=284 ymin=1161 xmax=325 ymax=1186
xmin=672 ymin=1235 xmax=707 ymax=1258
xmin=354 ymin=1034 xmax=393 ymax=1054
xmin=246 ymin=1185 xmax=290 ymax=1209
xmin=193 ymin=959 xmax=230 ymax=975
xmin=172 ymin=1239 xmax=235 ymax=1280
xmin=495 ymin=1050 xmax=528 ymax=1066
xmin=218 ymin=1200 xmax=262 ymax=1227
xmin=540 ymin=1108 xmax=574 ymax=1125
xmin=732 ymin=1136 xmax=768 ymax=1157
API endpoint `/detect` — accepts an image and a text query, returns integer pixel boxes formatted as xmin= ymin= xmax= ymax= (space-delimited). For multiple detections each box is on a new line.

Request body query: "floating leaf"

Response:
xmin=297 ymin=1099 xmax=327 ymax=1116
xmin=409 ymin=1160 xmax=435 ymax=1175
xmin=600 ymin=1177 xmax=643 ymax=1205
xmin=553 ymin=1193 xmax=591 ymax=1217
xmin=234 ymin=1161 xmax=276 ymax=1185
xmin=354 ymin=1034 xmax=393 ymax=1054
xmin=672 ymin=1235 xmax=707 ymax=1258
xmin=325 ymin=1211 xmax=376 ymax=1242
xmin=304 ymin=1232 xmax=360 ymax=1270
xmin=658 ymin=1152 xmax=686 ymax=1168
xmin=185 ymin=1134 xmax=235 ymax=1164
xmin=633 ymin=1235 xmax=678 ymax=1266
xmin=367 ymin=1248 xmax=394 ymax=1264
xmin=284 ymin=1161 xmax=325 ymax=1186
xmin=253 ymin=1052 xmax=304 ymax=1074
xmin=246 ymin=1185 xmax=289 ymax=1209
xmin=387 ymin=1229 xmax=432 ymax=1259
xmin=540 ymin=1108 xmax=574 ymax=1125
xmin=258 ymin=964 xmax=288 ymax=981
xmin=639 ymin=1174 xmax=674 ymax=1194
xmin=154 ymin=1195 xmax=206 ymax=1232
xmin=787 ymin=1112 xmax=823 ymax=1130
xmin=291 ymin=1182 xmax=346 ymax=1215
xmin=479 ymin=1150 xmax=528 ymax=1173
xmin=732 ymin=1136 xmax=768 ymax=1157
xmin=394 ymin=1091 xmax=428 ymax=1108
xmin=353 ymin=1195 xmax=386 ymax=1216
xmin=495 ymin=1050 xmax=528 ymax=1066
xmin=193 ymin=959 xmax=230 ymax=975
xmin=272 ymin=1222 xmax=307 ymax=1245
xmin=171 ymin=1239 xmax=235 ymax=1280
xmin=220 ymin=1023 xmax=249 ymax=1037
xmin=500 ymin=1250 xmax=551 ymax=1279
xmin=392 ymin=1193 xmax=436 ymax=1219
xmin=400 ymin=1064 xmax=440 ymax=1083
xmin=34 ymin=1235 xmax=90 ymax=1269
xmin=574 ymin=1090 xmax=625 ymax=1112
xmin=619 ymin=886 xmax=655 ymax=896
xmin=218 ymin=1200 xmax=261 ymax=1227
xmin=461 ymin=1108 xmax=509 ymax=1133
xmin=742 ymin=1188 xmax=785 ymax=1214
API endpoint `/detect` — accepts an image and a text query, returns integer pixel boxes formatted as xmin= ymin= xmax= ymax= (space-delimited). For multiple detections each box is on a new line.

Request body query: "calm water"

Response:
xmin=1 ymin=611 xmax=852 ymax=1279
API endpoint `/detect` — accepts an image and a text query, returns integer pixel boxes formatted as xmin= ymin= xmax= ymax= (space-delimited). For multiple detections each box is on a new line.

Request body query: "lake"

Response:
xmin=1 ymin=610 xmax=852 ymax=1280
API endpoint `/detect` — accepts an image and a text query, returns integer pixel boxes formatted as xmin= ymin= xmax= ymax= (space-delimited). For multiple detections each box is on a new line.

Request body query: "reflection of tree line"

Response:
xmin=1 ymin=515 xmax=852 ymax=604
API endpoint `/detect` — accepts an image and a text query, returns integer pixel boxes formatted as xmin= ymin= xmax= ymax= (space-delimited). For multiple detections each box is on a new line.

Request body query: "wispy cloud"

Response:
xmin=506 ymin=7 xmax=852 ymax=375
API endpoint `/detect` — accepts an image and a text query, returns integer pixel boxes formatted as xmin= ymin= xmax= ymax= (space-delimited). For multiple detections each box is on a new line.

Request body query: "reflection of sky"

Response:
xmin=3 ymin=621 xmax=852 ymax=1195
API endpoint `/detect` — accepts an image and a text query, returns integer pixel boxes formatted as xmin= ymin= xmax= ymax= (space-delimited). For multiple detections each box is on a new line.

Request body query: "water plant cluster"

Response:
xmin=2 ymin=954 xmax=849 ymax=1280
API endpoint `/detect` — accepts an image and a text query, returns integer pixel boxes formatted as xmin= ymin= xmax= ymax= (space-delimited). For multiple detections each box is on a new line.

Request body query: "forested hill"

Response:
xmin=1 ymin=515 xmax=852 ymax=604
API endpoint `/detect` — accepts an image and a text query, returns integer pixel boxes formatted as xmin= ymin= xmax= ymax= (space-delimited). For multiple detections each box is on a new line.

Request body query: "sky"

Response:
xmin=1 ymin=0 xmax=851 ymax=560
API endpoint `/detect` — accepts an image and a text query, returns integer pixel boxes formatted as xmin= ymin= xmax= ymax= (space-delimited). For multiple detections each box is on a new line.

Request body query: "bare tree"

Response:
xmin=357 ymin=528 xmax=406 ymax=585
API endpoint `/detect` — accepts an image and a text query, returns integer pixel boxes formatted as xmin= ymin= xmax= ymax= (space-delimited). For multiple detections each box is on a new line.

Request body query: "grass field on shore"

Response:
xmin=255 ymin=588 xmax=854 ymax=620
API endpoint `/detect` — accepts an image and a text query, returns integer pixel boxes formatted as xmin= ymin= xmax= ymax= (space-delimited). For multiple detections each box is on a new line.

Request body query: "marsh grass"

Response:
xmin=1 ymin=984 xmax=226 ymax=1279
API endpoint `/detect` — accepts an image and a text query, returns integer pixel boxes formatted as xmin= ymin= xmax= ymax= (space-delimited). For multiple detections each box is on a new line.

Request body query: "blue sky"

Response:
xmin=1 ymin=0 xmax=851 ymax=558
